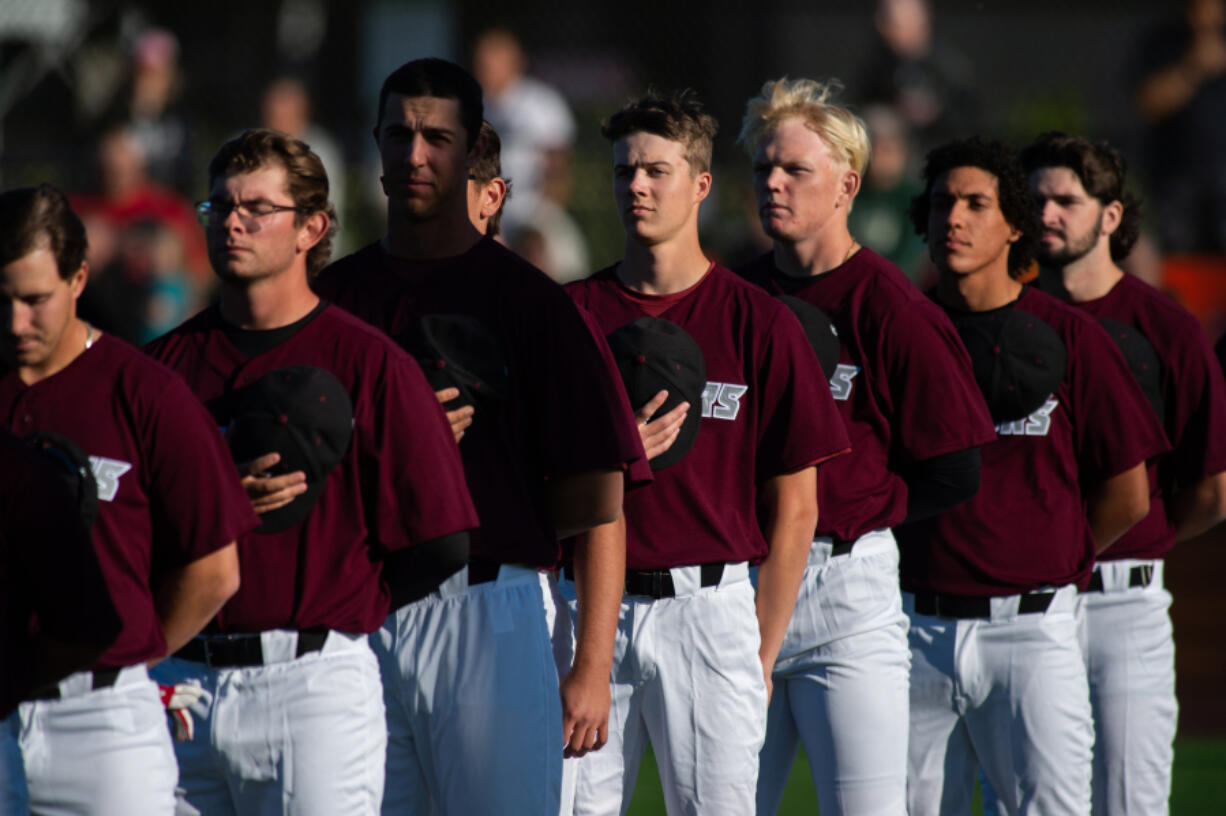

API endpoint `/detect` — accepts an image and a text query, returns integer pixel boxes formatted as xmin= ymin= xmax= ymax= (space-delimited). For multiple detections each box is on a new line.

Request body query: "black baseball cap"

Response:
xmin=950 ymin=306 xmax=1067 ymax=423
xmin=227 ymin=366 xmax=354 ymax=534
xmin=606 ymin=317 xmax=706 ymax=470
xmin=25 ymin=430 xmax=99 ymax=532
xmin=401 ymin=313 xmax=508 ymax=416
xmin=1099 ymin=318 xmax=1164 ymax=425
xmin=777 ymin=295 xmax=841 ymax=380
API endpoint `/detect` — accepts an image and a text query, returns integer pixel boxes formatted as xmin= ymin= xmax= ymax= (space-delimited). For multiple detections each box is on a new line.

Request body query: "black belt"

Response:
xmin=831 ymin=539 xmax=855 ymax=557
xmin=624 ymin=563 xmax=725 ymax=599
xmin=1085 ymin=564 xmax=1154 ymax=593
xmin=27 ymin=667 xmax=123 ymax=701
xmin=913 ymin=591 xmax=1055 ymax=619
xmin=175 ymin=629 xmax=330 ymax=668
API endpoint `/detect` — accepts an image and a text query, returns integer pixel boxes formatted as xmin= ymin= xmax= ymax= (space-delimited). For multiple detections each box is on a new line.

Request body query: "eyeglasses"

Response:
xmin=195 ymin=199 xmax=308 ymax=227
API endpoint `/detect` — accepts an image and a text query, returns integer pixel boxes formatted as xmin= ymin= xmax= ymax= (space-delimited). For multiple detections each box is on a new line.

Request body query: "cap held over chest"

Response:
xmin=951 ymin=307 xmax=1067 ymax=424
xmin=400 ymin=313 xmax=509 ymax=417
xmin=227 ymin=366 xmax=354 ymax=534
xmin=606 ymin=316 xmax=707 ymax=470
xmin=776 ymin=295 xmax=841 ymax=381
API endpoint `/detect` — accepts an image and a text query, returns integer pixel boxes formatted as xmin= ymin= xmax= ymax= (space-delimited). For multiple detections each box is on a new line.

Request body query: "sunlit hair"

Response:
xmin=601 ymin=89 xmax=718 ymax=175
xmin=0 ymin=184 xmax=87 ymax=280
xmin=208 ymin=128 xmax=337 ymax=278
xmin=910 ymin=136 xmax=1040 ymax=278
xmin=470 ymin=120 xmax=512 ymax=238
xmin=1019 ymin=131 xmax=1141 ymax=261
xmin=737 ymin=77 xmax=870 ymax=175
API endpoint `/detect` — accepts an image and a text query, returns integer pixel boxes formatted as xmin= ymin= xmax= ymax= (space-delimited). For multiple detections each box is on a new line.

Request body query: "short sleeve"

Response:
xmin=1069 ymin=318 xmax=1171 ymax=484
xmin=145 ymin=376 xmax=261 ymax=567
xmin=521 ymin=282 xmax=645 ymax=480
xmin=755 ymin=304 xmax=851 ymax=482
xmin=884 ymin=304 xmax=996 ymax=463
xmin=1162 ymin=322 xmax=1226 ymax=488
xmin=359 ymin=350 xmax=479 ymax=552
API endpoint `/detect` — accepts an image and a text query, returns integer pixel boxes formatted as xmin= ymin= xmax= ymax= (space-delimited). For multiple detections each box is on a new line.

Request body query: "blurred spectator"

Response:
xmin=260 ymin=76 xmax=350 ymax=250
xmin=103 ymin=28 xmax=196 ymax=195
xmin=472 ymin=28 xmax=590 ymax=281
xmin=1131 ymin=0 xmax=1226 ymax=252
xmin=847 ymin=105 xmax=928 ymax=283
xmin=467 ymin=121 xmax=512 ymax=238
xmin=70 ymin=124 xmax=206 ymax=341
xmin=856 ymin=0 xmax=981 ymax=154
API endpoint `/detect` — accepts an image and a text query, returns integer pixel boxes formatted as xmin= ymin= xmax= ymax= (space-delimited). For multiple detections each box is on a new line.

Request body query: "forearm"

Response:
xmin=1169 ymin=472 xmax=1226 ymax=542
xmin=755 ymin=469 xmax=818 ymax=674
xmin=1087 ymin=464 xmax=1151 ymax=554
xmin=152 ymin=543 xmax=240 ymax=662
xmin=570 ymin=515 xmax=624 ymax=675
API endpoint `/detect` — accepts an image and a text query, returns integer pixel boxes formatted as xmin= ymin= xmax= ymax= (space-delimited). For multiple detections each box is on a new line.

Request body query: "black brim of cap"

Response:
xmin=252 ymin=476 xmax=329 ymax=534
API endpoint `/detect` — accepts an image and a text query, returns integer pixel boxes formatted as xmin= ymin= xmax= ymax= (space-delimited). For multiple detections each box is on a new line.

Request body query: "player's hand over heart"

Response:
xmin=560 ymin=661 xmax=611 ymax=758
xmin=435 ymin=388 xmax=474 ymax=444
xmin=237 ymin=452 xmax=307 ymax=514
xmin=636 ymin=390 xmax=690 ymax=462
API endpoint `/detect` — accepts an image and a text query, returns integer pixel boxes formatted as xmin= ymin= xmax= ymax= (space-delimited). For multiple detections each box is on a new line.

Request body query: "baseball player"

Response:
xmin=1020 ymin=132 xmax=1226 ymax=814
xmin=468 ymin=120 xmax=512 ymax=238
xmin=899 ymin=137 xmax=1169 ymax=816
xmin=734 ymin=77 xmax=996 ymax=816
xmin=562 ymin=89 xmax=850 ymax=816
xmin=0 ymin=183 xmax=254 ymax=814
xmin=145 ymin=129 xmax=478 ymax=815
xmin=314 ymin=58 xmax=645 ymax=815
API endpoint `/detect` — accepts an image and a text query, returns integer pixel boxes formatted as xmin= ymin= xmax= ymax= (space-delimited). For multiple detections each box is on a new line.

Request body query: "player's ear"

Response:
xmin=838 ymin=169 xmax=861 ymax=208
xmin=481 ymin=178 xmax=508 ymax=219
xmin=297 ymin=211 xmax=330 ymax=253
xmin=694 ymin=170 xmax=712 ymax=204
xmin=68 ymin=261 xmax=88 ymax=299
xmin=1101 ymin=200 xmax=1124 ymax=237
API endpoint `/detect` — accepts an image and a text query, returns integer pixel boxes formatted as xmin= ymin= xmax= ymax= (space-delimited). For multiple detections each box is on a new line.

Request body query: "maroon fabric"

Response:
xmin=1050 ymin=273 xmax=1226 ymax=561
xmin=896 ymin=287 xmax=1170 ymax=596
xmin=1 ymin=428 xmax=122 ymax=716
xmin=0 ymin=335 xmax=258 ymax=666
xmin=316 ymin=238 xmax=646 ymax=568
xmin=568 ymin=263 xmax=850 ymax=569
xmin=738 ymin=248 xmax=996 ymax=540
xmin=146 ymin=304 xmax=477 ymax=633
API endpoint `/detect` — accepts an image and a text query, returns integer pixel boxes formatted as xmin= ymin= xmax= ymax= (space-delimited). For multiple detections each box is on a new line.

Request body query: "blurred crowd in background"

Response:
xmin=1 ymin=0 xmax=1224 ymax=345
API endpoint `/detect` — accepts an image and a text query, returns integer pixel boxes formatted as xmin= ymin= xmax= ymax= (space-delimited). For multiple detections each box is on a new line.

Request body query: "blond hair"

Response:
xmin=737 ymin=78 xmax=870 ymax=175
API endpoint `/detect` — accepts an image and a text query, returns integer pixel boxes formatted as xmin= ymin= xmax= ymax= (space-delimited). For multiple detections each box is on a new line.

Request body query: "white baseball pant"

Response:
xmin=153 ymin=629 xmax=385 ymax=816
xmin=0 ymin=664 xmax=177 ymax=815
xmin=371 ymin=564 xmax=567 ymax=816
xmin=905 ymin=584 xmax=1093 ymax=816
xmin=566 ymin=562 xmax=768 ymax=816
xmin=756 ymin=530 xmax=910 ymax=816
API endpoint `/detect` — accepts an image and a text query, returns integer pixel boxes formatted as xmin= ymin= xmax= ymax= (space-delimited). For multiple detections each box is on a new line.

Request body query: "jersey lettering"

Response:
xmin=829 ymin=364 xmax=861 ymax=402
xmin=88 ymin=456 xmax=133 ymax=502
xmin=700 ymin=382 xmax=748 ymax=421
xmin=995 ymin=398 xmax=1058 ymax=437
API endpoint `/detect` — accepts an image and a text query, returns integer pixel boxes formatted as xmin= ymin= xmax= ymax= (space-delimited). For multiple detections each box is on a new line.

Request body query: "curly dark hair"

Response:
xmin=208 ymin=129 xmax=337 ymax=278
xmin=910 ymin=137 xmax=1040 ymax=278
xmin=1019 ymin=131 xmax=1141 ymax=262
xmin=601 ymin=89 xmax=719 ymax=174
xmin=0 ymin=184 xmax=87 ymax=280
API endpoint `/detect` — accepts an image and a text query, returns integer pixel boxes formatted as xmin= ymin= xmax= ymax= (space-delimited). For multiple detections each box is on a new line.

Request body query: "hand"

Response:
xmin=237 ymin=453 xmax=307 ymax=514
xmin=158 ymin=682 xmax=204 ymax=742
xmin=635 ymin=390 xmax=690 ymax=462
xmin=560 ymin=662 xmax=611 ymax=758
xmin=760 ymin=657 xmax=774 ymax=705
xmin=435 ymin=388 xmax=474 ymax=444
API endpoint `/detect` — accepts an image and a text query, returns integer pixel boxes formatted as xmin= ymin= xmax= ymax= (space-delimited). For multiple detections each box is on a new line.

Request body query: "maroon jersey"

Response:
xmin=567 ymin=264 xmax=850 ymax=569
xmin=316 ymin=238 xmax=645 ymax=568
xmin=0 ymin=335 xmax=258 ymax=666
xmin=146 ymin=303 xmax=477 ymax=633
xmin=1044 ymin=273 xmax=1226 ymax=561
xmin=738 ymin=249 xmax=996 ymax=540
xmin=1 ymin=428 xmax=121 ymax=716
xmin=896 ymin=287 xmax=1170 ymax=595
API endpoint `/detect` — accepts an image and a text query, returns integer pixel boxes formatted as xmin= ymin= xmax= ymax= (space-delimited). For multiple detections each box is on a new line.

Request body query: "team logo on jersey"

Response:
xmin=701 ymin=381 xmax=748 ymax=421
xmin=994 ymin=398 xmax=1058 ymax=437
xmin=828 ymin=364 xmax=860 ymax=402
xmin=88 ymin=456 xmax=133 ymax=502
